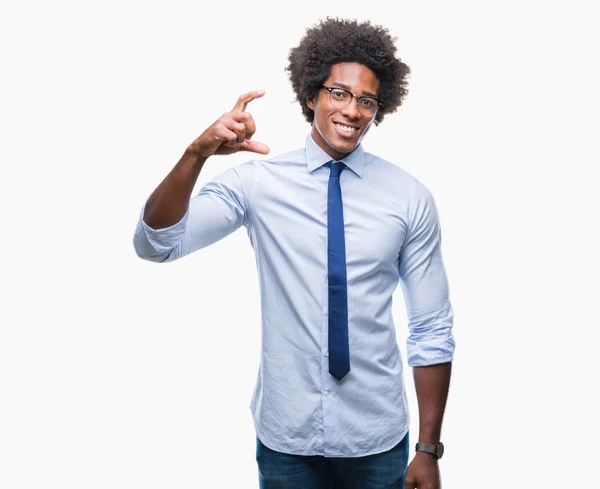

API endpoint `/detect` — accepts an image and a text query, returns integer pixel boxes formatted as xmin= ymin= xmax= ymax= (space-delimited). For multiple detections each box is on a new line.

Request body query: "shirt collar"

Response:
xmin=305 ymin=132 xmax=364 ymax=178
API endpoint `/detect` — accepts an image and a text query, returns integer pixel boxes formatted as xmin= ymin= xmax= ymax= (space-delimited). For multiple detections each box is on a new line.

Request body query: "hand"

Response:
xmin=405 ymin=452 xmax=441 ymax=489
xmin=188 ymin=90 xmax=270 ymax=158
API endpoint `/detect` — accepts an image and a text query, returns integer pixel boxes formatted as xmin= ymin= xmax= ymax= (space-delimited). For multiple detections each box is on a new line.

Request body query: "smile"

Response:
xmin=334 ymin=123 xmax=358 ymax=134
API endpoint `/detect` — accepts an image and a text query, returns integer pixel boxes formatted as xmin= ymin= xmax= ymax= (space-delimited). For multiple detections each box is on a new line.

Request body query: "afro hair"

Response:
xmin=286 ymin=17 xmax=411 ymax=126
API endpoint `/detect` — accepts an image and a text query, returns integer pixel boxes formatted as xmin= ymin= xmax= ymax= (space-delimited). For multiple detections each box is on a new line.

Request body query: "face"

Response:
xmin=307 ymin=62 xmax=380 ymax=161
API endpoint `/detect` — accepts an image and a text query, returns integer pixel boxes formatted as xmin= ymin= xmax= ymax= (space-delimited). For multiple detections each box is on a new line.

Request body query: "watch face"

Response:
xmin=436 ymin=443 xmax=444 ymax=458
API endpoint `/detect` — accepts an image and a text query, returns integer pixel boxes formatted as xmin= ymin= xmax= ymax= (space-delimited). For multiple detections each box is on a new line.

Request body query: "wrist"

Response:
xmin=415 ymin=442 xmax=444 ymax=460
xmin=415 ymin=450 xmax=438 ymax=460
xmin=185 ymin=144 xmax=210 ymax=165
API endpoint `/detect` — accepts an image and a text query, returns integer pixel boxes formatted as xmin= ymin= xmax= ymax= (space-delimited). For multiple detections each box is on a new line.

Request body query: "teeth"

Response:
xmin=335 ymin=123 xmax=357 ymax=133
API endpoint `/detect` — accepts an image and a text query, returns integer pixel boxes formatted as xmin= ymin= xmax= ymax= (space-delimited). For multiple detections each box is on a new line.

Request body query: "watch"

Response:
xmin=415 ymin=442 xmax=444 ymax=460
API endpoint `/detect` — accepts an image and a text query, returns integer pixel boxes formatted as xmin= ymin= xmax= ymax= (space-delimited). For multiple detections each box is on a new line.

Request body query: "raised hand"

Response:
xmin=188 ymin=90 xmax=270 ymax=158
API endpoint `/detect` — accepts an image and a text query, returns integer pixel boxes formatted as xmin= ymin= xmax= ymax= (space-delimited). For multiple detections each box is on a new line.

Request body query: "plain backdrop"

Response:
xmin=1 ymin=1 xmax=599 ymax=487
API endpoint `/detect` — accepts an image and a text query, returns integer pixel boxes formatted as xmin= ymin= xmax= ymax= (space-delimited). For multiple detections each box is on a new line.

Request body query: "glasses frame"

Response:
xmin=320 ymin=85 xmax=383 ymax=115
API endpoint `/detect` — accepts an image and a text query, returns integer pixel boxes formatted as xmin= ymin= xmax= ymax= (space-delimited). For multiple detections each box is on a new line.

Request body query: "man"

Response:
xmin=134 ymin=17 xmax=454 ymax=489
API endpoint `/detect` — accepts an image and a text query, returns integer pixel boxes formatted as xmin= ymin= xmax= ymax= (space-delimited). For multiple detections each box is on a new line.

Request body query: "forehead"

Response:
xmin=325 ymin=63 xmax=380 ymax=94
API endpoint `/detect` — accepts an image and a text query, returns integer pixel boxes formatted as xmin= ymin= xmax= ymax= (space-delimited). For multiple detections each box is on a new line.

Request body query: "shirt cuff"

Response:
xmin=407 ymin=333 xmax=455 ymax=367
xmin=136 ymin=203 xmax=189 ymax=253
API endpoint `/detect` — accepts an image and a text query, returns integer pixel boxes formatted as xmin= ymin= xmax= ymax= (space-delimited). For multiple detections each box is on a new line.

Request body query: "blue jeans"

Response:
xmin=256 ymin=432 xmax=409 ymax=489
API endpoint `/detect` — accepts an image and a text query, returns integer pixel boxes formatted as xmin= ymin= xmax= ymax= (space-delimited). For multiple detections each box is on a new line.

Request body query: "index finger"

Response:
xmin=232 ymin=90 xmax=265 ymax=112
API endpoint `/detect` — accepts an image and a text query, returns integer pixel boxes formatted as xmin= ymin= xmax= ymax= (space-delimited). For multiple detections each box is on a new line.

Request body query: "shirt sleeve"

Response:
xmin=398 ymin=178 xmax=455 ymax=367
xmin=133 ymin=162 xmax=254 ymax=263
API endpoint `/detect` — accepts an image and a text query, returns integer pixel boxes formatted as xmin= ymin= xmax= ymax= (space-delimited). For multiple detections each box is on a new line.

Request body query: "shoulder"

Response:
xmin=363 ymin=150 xmax=431 ymax=198
xmin=262 ymin=146 xmax=306 ymax=165
xmin=233 ymin=146 xmax=305 ymax=172
xmin=225 ymin=146 xmax=306 ymax=193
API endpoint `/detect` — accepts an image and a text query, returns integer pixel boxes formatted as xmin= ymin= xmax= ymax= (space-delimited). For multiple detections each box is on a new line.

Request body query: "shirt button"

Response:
xmin=325 ymin=351 xmax=329 ymax=357
xmin=323 ymin=391 xmax=329 ymax=397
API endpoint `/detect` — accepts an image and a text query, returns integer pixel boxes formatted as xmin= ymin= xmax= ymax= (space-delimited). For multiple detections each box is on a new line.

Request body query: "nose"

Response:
xmin=340 ymin=97 xmax=360 ymax=119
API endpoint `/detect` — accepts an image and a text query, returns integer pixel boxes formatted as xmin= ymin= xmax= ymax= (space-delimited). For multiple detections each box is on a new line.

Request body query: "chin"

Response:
xmin=328 ymin=133 xmax=362 ymax=154
xmin=331 ymin=141 xmax=358 ymax=154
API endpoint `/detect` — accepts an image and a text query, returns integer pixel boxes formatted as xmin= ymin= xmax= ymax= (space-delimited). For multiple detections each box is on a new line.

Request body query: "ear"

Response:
xmin=306 ymin=96 xmax=315 ymax=110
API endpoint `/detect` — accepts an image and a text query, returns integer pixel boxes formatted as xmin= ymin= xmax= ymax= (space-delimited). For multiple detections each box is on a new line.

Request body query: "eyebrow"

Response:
xmin=331 ymin=82 xmax=378 ymax=99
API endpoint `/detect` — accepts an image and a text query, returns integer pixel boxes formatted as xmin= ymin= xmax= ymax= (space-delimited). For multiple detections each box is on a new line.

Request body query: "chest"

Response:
xmin=251 ymin=169 xmax=410 ymax=272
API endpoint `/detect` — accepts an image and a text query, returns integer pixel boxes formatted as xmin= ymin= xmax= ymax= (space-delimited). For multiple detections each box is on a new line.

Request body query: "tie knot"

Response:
xmin=329 ymin=161 xmax=345 ymax=178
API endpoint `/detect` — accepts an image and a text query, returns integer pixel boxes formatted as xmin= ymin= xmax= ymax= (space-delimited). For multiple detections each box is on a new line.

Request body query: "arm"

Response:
xmin=133 ymin=161 xmax=252 ymax=263
xmin=398 ymin=178 xmax=455 ymax=489
xmin=406 ymin=362 xmax=450 ymax=488
xmin=413 ymin=361 xmax=451 ymax=446
xmin=133 ymin=90 xmax=269 ymax=262
xmin=142 ymin=147 xmax=207 ymax=231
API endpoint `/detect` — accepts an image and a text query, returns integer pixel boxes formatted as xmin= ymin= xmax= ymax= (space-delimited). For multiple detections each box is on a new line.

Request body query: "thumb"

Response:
xmin=238 ymin=140 xmax=270 ymax=155
xmin=405 ymin=465 xmax=416 ymax=489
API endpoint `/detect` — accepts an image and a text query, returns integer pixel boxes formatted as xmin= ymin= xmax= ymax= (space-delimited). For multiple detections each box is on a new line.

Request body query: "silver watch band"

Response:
xmin=415 ymin=442 xmax=443 ymax=459
xmin=415 ymin=443 xmax=437 ymax=454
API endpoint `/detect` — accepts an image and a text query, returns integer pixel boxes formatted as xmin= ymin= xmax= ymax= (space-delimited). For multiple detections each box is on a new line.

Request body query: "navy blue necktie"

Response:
xmin=327 ymin=161 xmax=350 ymax=381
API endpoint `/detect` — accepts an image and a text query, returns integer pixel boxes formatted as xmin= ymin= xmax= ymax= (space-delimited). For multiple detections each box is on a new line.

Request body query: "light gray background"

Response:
xmin=1 ymin=1 xmax=598 ymax=487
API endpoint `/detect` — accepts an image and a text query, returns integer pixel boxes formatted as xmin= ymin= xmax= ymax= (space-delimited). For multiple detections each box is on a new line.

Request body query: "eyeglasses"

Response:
xmin=321 ymin=85 xmax=383 ymax=116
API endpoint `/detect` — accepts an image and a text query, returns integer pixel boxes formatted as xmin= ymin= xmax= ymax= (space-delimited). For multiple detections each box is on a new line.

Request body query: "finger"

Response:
xmin=232 ymin=121 xmax=247 ymax=144
xmin=222 ymin=119 xmax=247 ymax=144
xmin=216 ymin=126 xmax=240 ymax=148
xmin=220 ymin=115 xmax=248 ymax=144
xmin=238 ymin=140 xmax=269 ymax=155
xmin=231 ymin=112 xmax=257 ymax=139
xmin=232 ymin=90 xmax=265 ymax=112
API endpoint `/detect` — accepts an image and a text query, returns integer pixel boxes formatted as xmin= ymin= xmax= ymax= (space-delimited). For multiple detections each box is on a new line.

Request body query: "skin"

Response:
xmin=406 ymin=362 xmax=451 ymax=489
xmin=141 ymin=66 xmax=452 ymax=488
xmin=307 ymin=62 xmax=379 ymax=161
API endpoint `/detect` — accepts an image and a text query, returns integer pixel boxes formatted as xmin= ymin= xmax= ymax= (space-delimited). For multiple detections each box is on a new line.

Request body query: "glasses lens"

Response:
xmin=329 ymin=88 xmax=350 ymax=108
xmin=358 ymin=97 xmax=378 ymax=116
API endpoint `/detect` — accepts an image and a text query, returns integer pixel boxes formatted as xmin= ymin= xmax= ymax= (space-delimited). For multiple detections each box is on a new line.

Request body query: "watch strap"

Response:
xmin=415 ymin=442 xmax=443 ymax=459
